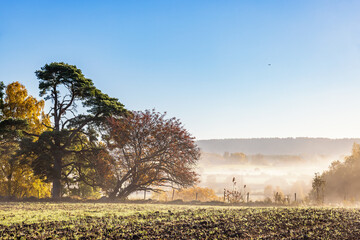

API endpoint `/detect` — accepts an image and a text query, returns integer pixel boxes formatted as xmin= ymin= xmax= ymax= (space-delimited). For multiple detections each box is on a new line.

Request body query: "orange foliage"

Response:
xmin=104 ymin=110 xmax=200 ymax=199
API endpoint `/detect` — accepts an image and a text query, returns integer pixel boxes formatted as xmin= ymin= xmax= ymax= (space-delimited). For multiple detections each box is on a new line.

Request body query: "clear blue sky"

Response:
xmin=1 ymin=0 xmax=360 ymax=140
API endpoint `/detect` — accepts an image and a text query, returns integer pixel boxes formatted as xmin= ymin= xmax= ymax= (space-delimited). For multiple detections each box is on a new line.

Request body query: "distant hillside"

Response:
xmin=196 ymin=138 xmax=360 ymax=156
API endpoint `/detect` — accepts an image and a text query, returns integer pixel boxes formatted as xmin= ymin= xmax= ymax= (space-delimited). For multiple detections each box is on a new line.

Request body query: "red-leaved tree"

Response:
xmin=103 ymin=110 xmax=200 ymax=199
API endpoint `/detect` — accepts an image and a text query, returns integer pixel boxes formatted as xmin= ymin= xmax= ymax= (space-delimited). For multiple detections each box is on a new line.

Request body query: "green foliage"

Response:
xmin=0 ymin=118 xmax=28 ymax=137
xmin=35 ymin=62 xmax=127 ymax=125
xmin=0 ymin=119 xmax=29 ymax=196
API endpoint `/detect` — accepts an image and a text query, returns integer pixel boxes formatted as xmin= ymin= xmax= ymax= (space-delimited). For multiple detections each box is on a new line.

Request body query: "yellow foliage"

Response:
xmin=0 ymin=170 xmax=51 ymax=198
xmin=0 ymin=81 xmax=51 ymax=198
xmin=2 ymin=81 xmax=50 ymax=134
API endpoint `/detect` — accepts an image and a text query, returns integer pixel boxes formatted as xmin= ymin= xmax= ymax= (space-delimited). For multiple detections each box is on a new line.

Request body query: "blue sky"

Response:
xmin=1 ymin=0 xmax=360 ymax=139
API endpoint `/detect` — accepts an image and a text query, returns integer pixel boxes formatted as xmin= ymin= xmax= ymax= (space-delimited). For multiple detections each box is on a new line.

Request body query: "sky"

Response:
xmin=1 ymin=0 xmax=360 ymax=140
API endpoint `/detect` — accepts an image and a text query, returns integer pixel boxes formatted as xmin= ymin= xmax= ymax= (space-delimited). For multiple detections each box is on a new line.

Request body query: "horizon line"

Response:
xmin=196 ymin=137 xmax=360 ymax=141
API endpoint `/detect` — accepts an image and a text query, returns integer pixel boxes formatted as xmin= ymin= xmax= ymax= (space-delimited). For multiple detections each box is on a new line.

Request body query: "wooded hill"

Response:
xmin=197 ymin=138 xmax=360 ymax=156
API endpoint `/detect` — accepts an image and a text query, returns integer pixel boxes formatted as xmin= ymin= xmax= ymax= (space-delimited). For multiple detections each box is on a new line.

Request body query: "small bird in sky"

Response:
xmin=268 ymin=63 xmax=271 ymax=66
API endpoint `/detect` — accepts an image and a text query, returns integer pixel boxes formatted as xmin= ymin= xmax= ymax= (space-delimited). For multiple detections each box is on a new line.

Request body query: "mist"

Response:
xmin=196 ymin=138 xmax=357 ymax=202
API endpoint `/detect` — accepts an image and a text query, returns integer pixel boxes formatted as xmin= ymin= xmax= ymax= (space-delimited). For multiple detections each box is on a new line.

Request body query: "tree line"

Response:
xmin=310 ymin=143 xmax=360 ymax=204
xmin=0 ymin=62 xmax=200 ymax=199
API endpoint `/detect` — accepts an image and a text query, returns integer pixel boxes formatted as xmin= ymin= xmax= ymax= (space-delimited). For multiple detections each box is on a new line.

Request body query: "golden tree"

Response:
xmin=2 ymin=81 xmax=50 ymax=134
xmin=0 ymin=81 xmax=51 ymax=198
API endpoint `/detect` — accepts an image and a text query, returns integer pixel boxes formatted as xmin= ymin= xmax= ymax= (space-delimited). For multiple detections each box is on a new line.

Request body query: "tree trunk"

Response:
xmin=7 ymin=164 xmax=13 ymax=197
xmin=7 ymin=177 xmax=12 ymax=197
xmin=109 ymin=181 xmax=121 ymax=199
xmin=52 ymin=154 xmax=62 ymax=199
xmin=52 ymin=178 xmax=61 ymax=199
xmin=109 ymin=190 xmax=117 ymax=199
xmin=113 ymin=185 xmax=135 ymax=200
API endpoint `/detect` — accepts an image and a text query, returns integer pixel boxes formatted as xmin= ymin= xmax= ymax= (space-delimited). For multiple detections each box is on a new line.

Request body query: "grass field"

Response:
xmin=0 ymin=203 xmax=359 ymax=239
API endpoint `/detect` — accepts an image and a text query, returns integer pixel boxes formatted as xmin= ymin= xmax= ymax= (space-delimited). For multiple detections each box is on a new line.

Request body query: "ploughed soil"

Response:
xmin=0 ymin=206 xmax=359 ymax=239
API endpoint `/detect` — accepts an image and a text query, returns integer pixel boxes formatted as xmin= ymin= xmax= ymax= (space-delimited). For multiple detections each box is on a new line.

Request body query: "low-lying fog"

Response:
xmin=196 ymin=153 xmax=340 ymax=200
xmin=196 ymin=138 xmax=358 ymax=201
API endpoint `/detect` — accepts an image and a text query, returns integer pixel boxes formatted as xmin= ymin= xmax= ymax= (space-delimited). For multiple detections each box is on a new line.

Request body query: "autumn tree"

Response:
xmin=23 ymin=62 xmax=127 ymax=199
xmin=311 ymin=143 xmax=360 ymax=203
xmin=2 ymin=82 xmax=50 ymax=134
xmin=0 ymin=82 xmax=51 ymax=198
xmin=86 ymin=110 xmax=200 ymax=199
